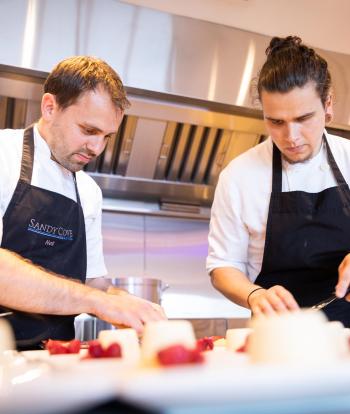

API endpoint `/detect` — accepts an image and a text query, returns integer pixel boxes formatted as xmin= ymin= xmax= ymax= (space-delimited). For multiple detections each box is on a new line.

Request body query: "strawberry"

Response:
xmin=67 ymin=339 xmax=81 ymax=354
xmin=196 ymin=337 xmax=214 ymax=352
xmin=157 ymin=344 xmax=204 ymax=366
xmin=88 ymin=340 xmax=105 ymax=358
xmin=46 ymin=340 xmax=69 ymax=355
xmin=104 ymin=343 xmax=122 ymax=358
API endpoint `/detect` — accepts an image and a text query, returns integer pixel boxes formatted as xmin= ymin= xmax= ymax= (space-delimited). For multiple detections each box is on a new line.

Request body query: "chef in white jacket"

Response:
xmin=0 ymin=56 xmax=165 ymax=348
xmin=207 ymin=36 xmax=350 ymax=326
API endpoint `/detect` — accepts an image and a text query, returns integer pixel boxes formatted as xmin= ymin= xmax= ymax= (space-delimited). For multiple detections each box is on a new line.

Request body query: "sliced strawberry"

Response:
xmin=104 ymin=343 xmax=122 ymax=358
xmin=189 ymin=349 xmax=204 ymax=363
xmin=46 ymin=340 xmax=69 ymax=355
xmin=88 ymin=340 xmax=105 ymax=358
xmin=196 ymin=337 xmax=214 ymax=352
xmin=157 ymin=344 xmax=204 ymax=366
xmin=67 ymin=339 xmax=81 ymax=354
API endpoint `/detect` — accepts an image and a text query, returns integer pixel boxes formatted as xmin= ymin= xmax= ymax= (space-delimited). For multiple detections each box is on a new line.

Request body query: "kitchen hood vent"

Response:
xmin=83 ymin=94 xmax=267 ymax=208
xmin=85 ymin=117 xmax=237 ymax=187
xmin=0 ymin=64 xmax=267 ymax=212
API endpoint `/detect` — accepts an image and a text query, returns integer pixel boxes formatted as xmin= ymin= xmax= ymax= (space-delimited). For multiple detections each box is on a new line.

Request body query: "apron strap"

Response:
xmin=272 ymin=143 xmax=282 ymax=193
xmin=324 ymin=135 xmax=348 ymax=186
xmin=72 ymin=173 xmax=82 ymax=206
xmin=19 ymin=126 xmax=35 ymax=184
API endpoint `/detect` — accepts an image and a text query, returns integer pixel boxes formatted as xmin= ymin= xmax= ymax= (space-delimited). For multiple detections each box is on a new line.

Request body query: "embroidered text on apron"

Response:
xmin=255 ymin=135 xmax=350 ymax=326
xmin=0 ymin=126 xmax=87 ymax=348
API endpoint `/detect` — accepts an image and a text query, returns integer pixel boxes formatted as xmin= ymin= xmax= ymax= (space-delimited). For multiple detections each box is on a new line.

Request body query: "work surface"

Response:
xmin=2 ymin=349 xmax=350 ymax=414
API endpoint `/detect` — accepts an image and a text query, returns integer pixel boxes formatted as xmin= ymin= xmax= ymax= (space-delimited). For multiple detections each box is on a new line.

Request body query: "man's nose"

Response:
xmin=285 ymin=122 xmax=301 ymax=145
xmin=86 ymin=136 xmax=106 ymax=156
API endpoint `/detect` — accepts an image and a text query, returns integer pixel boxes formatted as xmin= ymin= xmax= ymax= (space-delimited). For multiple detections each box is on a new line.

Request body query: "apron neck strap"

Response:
xmin=72 ymin=173 xmax=82 ymax=206
xmin=272 ymin=134 xmax=347 ymax=192
xmin=272 ymin=142 xmax=282 ymax=192
xmin=324 ymin=135 xmax=347 ymax=186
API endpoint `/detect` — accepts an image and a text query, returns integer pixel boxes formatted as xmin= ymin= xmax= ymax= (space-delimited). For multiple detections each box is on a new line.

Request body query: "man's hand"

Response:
xmin=90 ymin=290 xmax=167 ymax=334
xmin=248 ymin=285 xmax=299 ymax=316
xmin=336 ymin=253 xmax=350 ymax=300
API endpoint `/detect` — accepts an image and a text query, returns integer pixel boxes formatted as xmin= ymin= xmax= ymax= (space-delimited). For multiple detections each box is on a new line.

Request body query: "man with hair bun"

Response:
xmin=0 ymin=56 xmax=166 ymax=349
xmin=207 ymin=36 xmax=350 ymax=326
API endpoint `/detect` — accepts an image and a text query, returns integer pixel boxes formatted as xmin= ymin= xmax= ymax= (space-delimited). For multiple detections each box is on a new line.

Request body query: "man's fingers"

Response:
xmin=273 ymin=286 xmax=299 ymax=310
xmin=337 ymin=255 xmax=350 ymax=297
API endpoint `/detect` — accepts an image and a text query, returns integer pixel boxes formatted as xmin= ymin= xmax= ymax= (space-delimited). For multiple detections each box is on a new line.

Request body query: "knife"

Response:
xmin=0 ymin=312 xmax=13 ymax=317
xmin=311 ymin=288 xmax=350 ymax=310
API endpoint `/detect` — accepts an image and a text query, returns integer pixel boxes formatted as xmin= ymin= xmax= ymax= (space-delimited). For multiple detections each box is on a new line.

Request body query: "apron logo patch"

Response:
xmin=27 ymin=218 xmax=74 ymax=241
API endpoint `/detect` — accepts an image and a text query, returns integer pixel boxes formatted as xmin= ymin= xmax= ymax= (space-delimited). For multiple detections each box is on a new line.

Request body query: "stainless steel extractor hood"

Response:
xmin=1 ymin=64 xmax=350 ymax=220
xmin=84 ymin=90 xmax=267 ymax=210
xmin=0 ymin=64 xmax=267 ymax=218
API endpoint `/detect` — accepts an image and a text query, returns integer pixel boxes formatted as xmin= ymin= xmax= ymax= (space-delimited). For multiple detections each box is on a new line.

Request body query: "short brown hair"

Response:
xmin=44 ymin=56 xmax=130 ymax=111
xmin=257 ymin=36 xmax=331 ymax=107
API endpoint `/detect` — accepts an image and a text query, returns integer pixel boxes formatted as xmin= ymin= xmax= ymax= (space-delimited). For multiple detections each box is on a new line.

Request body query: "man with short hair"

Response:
xmin=0 ymin=56 xmax=165 ymax=348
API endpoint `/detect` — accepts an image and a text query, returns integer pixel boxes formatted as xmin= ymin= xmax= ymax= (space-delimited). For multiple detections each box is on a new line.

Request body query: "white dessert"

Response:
xmin=326 ymin=321 xmax=349 ymax=358
xmin=0 ymin=319 xmax=15 ymax=354
xmin=98 ymin=328 xmax=140 ymax=365
xmin=248 ymin=310 xmax=343 ymax=365
xmin=226 ymin=328 xmax=252 ymax=352
xmin=141 ymin=320 xmax=196 ymax=366
xmin=213 ymin=338 xmax=226 ymax=348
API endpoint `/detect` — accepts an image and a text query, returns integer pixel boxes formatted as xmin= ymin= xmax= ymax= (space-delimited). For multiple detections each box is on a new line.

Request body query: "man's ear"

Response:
xmin=41 ymin=93 xmax=57 ymax=121
xmin=325 ymin=94 xmax=333 ymax=124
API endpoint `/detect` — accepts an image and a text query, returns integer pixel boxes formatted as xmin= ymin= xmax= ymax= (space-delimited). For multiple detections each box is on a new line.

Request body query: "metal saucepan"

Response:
xmin=75 ymin=277 xmax=169 ymax=340
xmin=109 ymin=277 xmax=169 ymax=305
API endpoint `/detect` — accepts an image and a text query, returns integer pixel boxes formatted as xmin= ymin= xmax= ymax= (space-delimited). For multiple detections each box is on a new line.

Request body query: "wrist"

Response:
xmin=247 ymin=286 xmax=265 ymax=308
xmin=85 ymin=286 xmax=106 ymax=317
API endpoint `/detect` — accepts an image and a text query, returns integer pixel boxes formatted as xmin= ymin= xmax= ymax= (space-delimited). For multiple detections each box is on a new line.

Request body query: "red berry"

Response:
xmin=189 ymin=349 xmax=204 ymax=363
xmin=88 ymin=340 xmax=104 ymax=358
xmin=49 ymin=343 xmax=69 ymax=355
xmin=157 ymin=344 xmax=204 ymax=366
xmin=104 ymin=343 xmax=122 ymax=358
xmin=67 ymin=339 xmax=81 ymax=354
xmin=45 ymin=339 xmax=68 ymax=355
xmin=196 ymin=337 xmax=214 ymax=352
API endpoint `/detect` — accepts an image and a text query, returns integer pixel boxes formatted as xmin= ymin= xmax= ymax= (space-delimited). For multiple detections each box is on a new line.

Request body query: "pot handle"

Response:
xmin=161 ymin=283 xmax=169 ymax=292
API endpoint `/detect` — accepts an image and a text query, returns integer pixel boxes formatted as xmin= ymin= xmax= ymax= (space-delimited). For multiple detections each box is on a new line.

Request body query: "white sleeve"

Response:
xmin=78 ymin=177 xmax=107 ymax=279
xmin=0 ymin=212 xmax=2 ymax=245
xmin=206 ymin=168 xmax=249 ymax=276
xmin=85 ymin=185 xmax=107 ymax=278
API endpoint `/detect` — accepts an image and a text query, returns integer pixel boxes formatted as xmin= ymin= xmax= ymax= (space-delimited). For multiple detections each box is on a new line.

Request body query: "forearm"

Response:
xmin=210 ymin=267 xmax=261 ymax=308
xmin=0 ymin=248 xmax=103 ymax=315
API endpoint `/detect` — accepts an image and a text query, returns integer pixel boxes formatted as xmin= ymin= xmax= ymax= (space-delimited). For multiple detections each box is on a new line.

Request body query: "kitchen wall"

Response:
xmin=102 ymin=211 xmax=250 ymax=319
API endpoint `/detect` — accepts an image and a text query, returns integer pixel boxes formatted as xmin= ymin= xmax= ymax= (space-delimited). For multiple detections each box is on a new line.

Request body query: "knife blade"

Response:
xmin=311 ymin=288 xmax=350 ymax=311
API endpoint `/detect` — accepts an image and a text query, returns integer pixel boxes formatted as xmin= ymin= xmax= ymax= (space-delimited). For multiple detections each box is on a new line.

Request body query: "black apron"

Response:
xmin=0 ymin=126 xmax=87 ymax=348
xmin=255 ymin=135 xmax=350 ymax=327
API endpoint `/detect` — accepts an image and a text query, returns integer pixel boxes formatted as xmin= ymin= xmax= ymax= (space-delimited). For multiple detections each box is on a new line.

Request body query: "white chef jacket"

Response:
xmin=0 ymin=126 xmax=107 ymax=278
xmin=207 ymin=131 xmax=350 ymax=282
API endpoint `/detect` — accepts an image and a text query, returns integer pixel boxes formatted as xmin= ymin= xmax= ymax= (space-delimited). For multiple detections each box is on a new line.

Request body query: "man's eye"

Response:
xmin=270 ymin=119 xmax=283 ymax=125
xmin=298 ymin=115 xmax=312 ymax=123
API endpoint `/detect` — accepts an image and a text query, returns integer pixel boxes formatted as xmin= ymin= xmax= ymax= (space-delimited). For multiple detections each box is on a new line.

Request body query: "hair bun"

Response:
xmin=266 ymin=36 xmax=302 ymax=57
